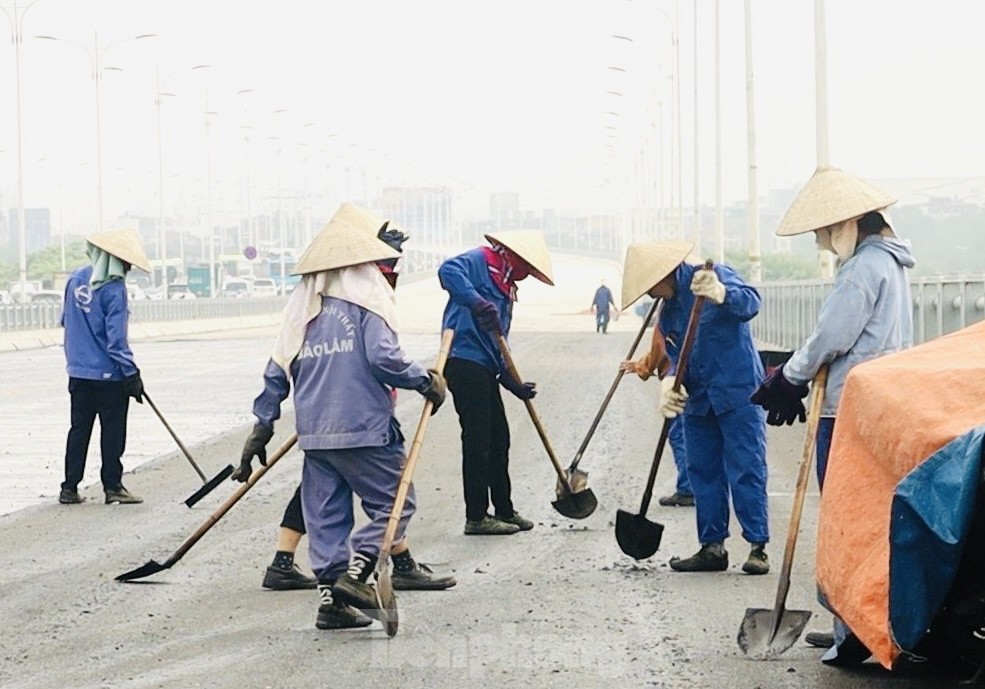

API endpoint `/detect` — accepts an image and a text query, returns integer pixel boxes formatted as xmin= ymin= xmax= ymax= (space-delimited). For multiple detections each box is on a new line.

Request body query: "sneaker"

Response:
xmin=315 ymin=584 xmax=373 ymax=630
xmin=669 ymin=542 xmax=728 ymax=572
xmin=658 ymin=492 xmax=695 ymax=507
xmin=262 ymin=563 xmax=317 ymax=591
xmin=104 ymin=486 xmax=143 ymax=504
xmin=805 ymin=631 xmax=835 ymax=648
xmin=333 ymin=552 xmax=380 ymax=612
xmin=59 ymin=488 xmax=84 ymax=504
xmin=464 ymin=515 xmax=521 ymax=536
xmin=392 ymin=560 xmax=457 ymax=591
xmin=742 ymin=543 xmax=770 ymax=575
xmin=495 ymin=512 xmax=534 ymax=531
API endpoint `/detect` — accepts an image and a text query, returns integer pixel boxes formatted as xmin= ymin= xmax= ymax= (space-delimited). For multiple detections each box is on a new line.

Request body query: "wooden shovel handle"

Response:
xmin=379 ymin=329 xmax=455 ymax=560
xmin=772 ymin=365 xmax=829 ymax=620
xmin=168 ymin=432 xmax=298 ymax=566
xmin=495 ymin=333 xmax=573 ymax=492
xmin=569 ymin=297 xmax=662 ymax=472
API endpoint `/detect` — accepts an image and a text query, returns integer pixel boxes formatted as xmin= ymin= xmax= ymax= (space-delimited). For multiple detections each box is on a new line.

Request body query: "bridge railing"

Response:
xmin=752 ymin=275 xmax=985 ymax=350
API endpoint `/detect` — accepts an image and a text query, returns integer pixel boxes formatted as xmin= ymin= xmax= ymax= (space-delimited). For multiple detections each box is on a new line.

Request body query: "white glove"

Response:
xmin=690 ymin=269 xmax=726 ymax=305
xmin=659 ymin=377 xmax=689 ymax=418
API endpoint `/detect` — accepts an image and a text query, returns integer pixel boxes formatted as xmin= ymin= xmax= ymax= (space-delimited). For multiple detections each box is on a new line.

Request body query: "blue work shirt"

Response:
xmin=659 ymin=262 xmax=764 ymax=416
xmin=253 ymin=297 xmax=430 ymax=451
xmin=61 ymin=265 xmax=138 ymax=381
xmin=438 ymin=248 xmax=513 ymax=375
xmin=784 ymin=236 xmax=915 ymax=416
xmin=592 ymin=285 xmax=614 ymax=312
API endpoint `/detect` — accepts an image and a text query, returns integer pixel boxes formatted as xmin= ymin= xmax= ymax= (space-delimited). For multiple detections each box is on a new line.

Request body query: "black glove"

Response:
xmin=750 ymin=367 xmax=809 ymax=426
xmin=420 ymin=368 xmax=447 ymax=415
xmin=123 ymin=373 xmax=144 ymax=404
xmin=231 ymin=423 xmax=274 ymax=482
xmin=499 ymin=373 xmax=537 ymax=401
xmin=470 ymin=299 xmax=501 ymax=333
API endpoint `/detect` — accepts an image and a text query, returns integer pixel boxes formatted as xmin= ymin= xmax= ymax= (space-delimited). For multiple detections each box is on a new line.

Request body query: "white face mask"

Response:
xmin=814 ymin=218 xmax=860 ymax=261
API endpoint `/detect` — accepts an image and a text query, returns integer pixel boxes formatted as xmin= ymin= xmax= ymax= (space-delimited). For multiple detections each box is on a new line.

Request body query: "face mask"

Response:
xmin=815 ymin=219 xmax=859 ymax=261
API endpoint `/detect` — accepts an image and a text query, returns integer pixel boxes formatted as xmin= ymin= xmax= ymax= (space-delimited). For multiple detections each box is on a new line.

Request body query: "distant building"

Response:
xmin=8 ymin=208 xmax=51 ymax=255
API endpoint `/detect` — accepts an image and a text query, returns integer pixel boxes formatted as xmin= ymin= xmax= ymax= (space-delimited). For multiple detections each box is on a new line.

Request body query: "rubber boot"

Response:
xmin=669 ymin=541 xmax=728 ymax=572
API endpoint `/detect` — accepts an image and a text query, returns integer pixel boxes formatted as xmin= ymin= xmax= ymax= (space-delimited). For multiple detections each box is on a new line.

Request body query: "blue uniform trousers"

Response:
xmin=301 ymin=440 xmax=416 ymax=583
xmin=682 ymin=403 xmax=769 ymax=545
xmin=668 ymin=417 xmax=692 ymax=495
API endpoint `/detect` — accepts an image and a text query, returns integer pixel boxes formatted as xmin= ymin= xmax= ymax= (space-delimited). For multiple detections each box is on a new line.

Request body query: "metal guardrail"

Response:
xmin=752 ymin=276 xmax=985 ymax=350
xmin=0 ymin=297 xmax=288 ymax=333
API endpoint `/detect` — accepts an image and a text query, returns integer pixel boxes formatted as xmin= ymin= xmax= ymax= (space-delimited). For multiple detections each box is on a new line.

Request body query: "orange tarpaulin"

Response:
xmin=817 ymin=319 xmax=985 ymax=668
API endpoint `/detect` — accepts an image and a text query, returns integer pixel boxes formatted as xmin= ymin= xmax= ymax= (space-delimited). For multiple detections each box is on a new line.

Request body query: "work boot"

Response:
xmin=333 ymin=552 xmax=380 ymax=612
xmin=391 ymin=551 xmax=457 ymax=591
xmin=262 ymin=563 xmax=317 ymax=591
xmin=669 ymin=542 xmax=728 ymax=572
xmin=464 ymin=515 xmax=521 ymax=536
xmin=657 ymin=492 xmax=695 ymax=507
xmin=58 ymin=488 xmax=84 ymax=504
xmin=805 ymin=631 xmax=835 ymax=648
xmin=495 ymin=511 xmax=534 ymax=531
xmin=315 ymin=583 xmax=373 ymax=630
xmin=104 ymin=486 xmax=143 ymax=504
xmin=742 ymin=543 xmax=770 ymax=575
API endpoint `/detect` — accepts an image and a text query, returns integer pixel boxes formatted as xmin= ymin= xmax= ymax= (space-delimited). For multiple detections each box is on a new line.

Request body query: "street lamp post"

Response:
xmin=204 ymin=91 xmax=218 ymax=297
xmin=2 ymin=0 xmax=41 ymax=302
xmin=236 ymin=89 xmax=256 ymax=254
xmin=744 ymin=0 xmax=761 ymax=282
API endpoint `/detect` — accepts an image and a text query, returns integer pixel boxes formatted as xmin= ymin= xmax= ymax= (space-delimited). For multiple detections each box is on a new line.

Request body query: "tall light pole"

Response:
xmin=37 ymin=31 xmax=156 ymax=235
xmin=271 ymin=107 xmax=289 ymax=291
xmin=204 ymin=91 xmax=218 ymax=296
xmin=714 ymin=0 xmax=724 ymax=263
xmin=3 ymin=0 xmax=40 ymax=302
xmin=155 ymin=63 xmax=209 ymax=290
xmin=815 ymin=0 xmax=834 ymax=278
xmin=236 ymin=89 xmax=255 ymax=254
xmin=744 ymin=0 xmax=761 ymax=282
xmin=692 ymin=0 xmax=701 ymax=249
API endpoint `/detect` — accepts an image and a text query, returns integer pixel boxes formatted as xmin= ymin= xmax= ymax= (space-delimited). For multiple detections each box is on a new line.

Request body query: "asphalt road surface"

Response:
xmin=0 ymin=255 xmax=966 ymax=688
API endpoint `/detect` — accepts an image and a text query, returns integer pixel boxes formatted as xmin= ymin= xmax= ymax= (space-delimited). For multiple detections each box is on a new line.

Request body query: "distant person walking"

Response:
xmin=59 ymin=228 xmax=151 ymax=506
xmin=591 ymin=279 xmax=616 ymax=334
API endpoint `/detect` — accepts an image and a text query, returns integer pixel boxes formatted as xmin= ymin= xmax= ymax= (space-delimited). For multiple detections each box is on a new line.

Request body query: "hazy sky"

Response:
xmin=1 ymin=0 xmax=984 ymax=232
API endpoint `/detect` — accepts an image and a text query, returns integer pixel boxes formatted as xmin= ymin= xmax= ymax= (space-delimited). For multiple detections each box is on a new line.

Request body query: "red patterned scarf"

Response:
xmin=480 ymin=245 xmax=518 ymax=302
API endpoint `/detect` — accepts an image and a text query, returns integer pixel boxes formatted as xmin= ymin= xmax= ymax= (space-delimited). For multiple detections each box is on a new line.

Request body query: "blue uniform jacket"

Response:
xmin=659 ymin=262 xmax=764 ymax=416
xmin=438 ymin=248 xmax=513 ymax=375
xmin=253 ymin=297 xmax=430 ymax=451
xmin=61 ymin=265 xmax=138 ymax=381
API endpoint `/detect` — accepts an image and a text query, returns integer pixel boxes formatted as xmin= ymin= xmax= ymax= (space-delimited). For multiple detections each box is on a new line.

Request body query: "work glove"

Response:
xmin=499 ymin=373 xmax=537 ymax=401
xmin=659 ymin=377 xmax=688 ymax=419
xmin=232 ymin=423 xmax=274 ymax=482
xmin=470 ymin=298 xmax=501 ymax=333
xmin=122 ymin=372 xmax=144 ymax=404
xmin=690 ymin=268 xmax=726 ymax=305
xmin=750 ymin=367 xmax=809 ymax=426
xmin=420 ymin=368 xmax=447 ymax=415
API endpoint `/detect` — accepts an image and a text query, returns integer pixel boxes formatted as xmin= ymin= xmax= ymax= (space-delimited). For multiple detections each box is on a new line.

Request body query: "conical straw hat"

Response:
xmin=621 ymin=240 xmax=695 ymax=310
xmin=776 ymin=166 xmax=896 ymax=237
xmin=293 ymin=202 xmax=400 ymax=275
xmin=484 ymin=230 xmax=554 ymax=285
xmin=86 ymin=228 xmax=151 ymax=273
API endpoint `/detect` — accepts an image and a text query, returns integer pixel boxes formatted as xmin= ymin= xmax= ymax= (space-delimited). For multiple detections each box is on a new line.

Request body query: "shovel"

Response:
xmin=143 ymin=392 xmax=234 ymax=507
xmin=116 ymin=432 xmax=298 ymax=582
xmin=565 ymin=297 xmax=662 ymax=495
xmin=615 ymin=269 xmax=709 ymax=560
xmin=737 ymin=365 xmax=829 ymax=659
xmin=495 ymin=333 xmax=597 ymax=520
xmin=375 ymin=329 xmax=455 ymax=638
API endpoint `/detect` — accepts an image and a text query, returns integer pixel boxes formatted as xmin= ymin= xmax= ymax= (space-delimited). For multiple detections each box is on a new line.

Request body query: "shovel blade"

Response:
xmin=553 ymin=489 xmax=598 ymax=520
xmin=737 ymin=607 xmax=812 ymax=659
xmin=184 ymin=464 xmax=235 ymax=508
xmin=375 ymin=565 xmax=399 ymax=638
xmin=115 ymin=559 xmax=169 ymax=582
xmin=615 ymin=509 xmax=664 ymax=560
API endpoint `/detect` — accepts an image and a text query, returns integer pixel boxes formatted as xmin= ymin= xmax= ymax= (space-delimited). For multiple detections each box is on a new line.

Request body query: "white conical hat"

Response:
xmin=776 ymin=166 xmax=896 ymax=237
xmin=293 ymin=202 xmax=400 ymax=275
xmin=620 ymin=240 xmax=695 ymax=310
xmin=86 ymin=228 xmax=151 ymax=273
xmin=484 ymin=230 xmax=554 ymax=285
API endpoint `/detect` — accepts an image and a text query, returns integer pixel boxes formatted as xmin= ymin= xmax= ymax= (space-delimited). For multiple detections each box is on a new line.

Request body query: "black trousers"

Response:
xmin=445 ymin=357 xmax=514 ymax=521
xmin=281 ymin=484 xmax=306 ymax=534
xmin=62 ymin=377 xmax=130 ymax=491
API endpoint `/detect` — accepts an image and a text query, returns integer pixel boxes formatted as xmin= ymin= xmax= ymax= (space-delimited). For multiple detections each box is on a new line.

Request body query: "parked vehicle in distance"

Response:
xmin=168 ymin=282 xmax=196 ymax=300
xmin=221 ymin=278 xmax=251 ymax=299
xmin=126 ymin=282 xmax=147 ymax=301
xmin=29 ymin=290 xmax=64 ymax=305
xmin=0 ymin=290 xmax=12 ymax=305
xmin=251 ymin=278 xmax=279 ymax=298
